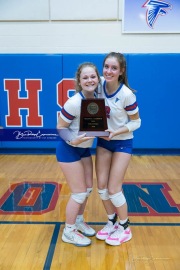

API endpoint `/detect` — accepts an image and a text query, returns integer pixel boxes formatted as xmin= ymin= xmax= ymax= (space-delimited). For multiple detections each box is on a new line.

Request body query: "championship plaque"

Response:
xmin=79 ymin=99 xmax=109 ymax=137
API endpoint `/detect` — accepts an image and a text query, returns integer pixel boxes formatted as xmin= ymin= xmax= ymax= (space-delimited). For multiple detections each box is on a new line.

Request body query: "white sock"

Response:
xmin=120 ymin=218 xmax=128 ymax=225
xmin=108 ymin=213 xmax=116 ymax=220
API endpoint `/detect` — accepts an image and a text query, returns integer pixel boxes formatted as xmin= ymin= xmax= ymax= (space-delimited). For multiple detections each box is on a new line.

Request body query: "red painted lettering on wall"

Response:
xmin=4 ymin=79 xmax=43 ymax=126
xmin=57 ymin=79 xmax=75 ymax=108
xmin=56 ymin=79 xmax=75 ymax=120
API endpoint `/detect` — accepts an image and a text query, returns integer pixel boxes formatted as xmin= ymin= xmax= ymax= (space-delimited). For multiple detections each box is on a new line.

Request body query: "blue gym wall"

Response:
xmin=0 ymin=54 xmax=179 ymax=154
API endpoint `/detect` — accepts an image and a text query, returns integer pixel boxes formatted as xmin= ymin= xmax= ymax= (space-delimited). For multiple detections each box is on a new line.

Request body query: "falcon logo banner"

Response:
xmin=123 ymin=0 xmax=179 ymax=33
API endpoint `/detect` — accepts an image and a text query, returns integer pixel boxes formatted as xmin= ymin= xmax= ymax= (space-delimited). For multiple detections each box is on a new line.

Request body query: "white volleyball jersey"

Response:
xmin=98 ymin=77 xmax=139 ymax=140
xmin=60 ymin=92 xmax=94 ymax=148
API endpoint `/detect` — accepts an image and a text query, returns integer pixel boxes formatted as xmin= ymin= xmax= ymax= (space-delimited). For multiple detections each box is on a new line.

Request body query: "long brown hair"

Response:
xmin=103 ymin=52 xmax=135 ymax=92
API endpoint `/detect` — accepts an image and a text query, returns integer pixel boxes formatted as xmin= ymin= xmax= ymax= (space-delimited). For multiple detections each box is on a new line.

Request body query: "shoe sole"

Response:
xmin=62 ymin=234 xmax=91 ymax=247
xmin=105 ymin=234 xmax=132 ymax=246
xmin=96 ymin=234 xmax=108 ymax=240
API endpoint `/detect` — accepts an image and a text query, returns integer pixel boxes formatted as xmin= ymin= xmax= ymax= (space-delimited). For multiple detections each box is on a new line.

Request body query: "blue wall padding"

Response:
xmin=128 ymin=54 xmax=180 ymax=149
xmin=0 ymin=53 xmax=179 ymax=151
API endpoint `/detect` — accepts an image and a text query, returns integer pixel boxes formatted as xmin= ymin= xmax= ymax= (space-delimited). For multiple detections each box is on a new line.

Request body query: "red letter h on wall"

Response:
xmin=4 ymin=79 xmax=43 ymax=127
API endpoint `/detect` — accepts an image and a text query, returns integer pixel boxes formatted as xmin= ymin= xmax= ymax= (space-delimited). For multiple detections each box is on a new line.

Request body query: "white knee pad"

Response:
xmin=71 ymin=192 xmax=87 ymax=204
xmin=98 ymin=189 xmax=109 ymax=200
xmin=86 ymin=188 xmax=93 ymax=198
xmin=109 ymin=191 xmax=126 ymax=207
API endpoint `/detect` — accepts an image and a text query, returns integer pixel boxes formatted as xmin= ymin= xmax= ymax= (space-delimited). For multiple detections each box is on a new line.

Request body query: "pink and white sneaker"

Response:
xmin=96 ymin=221 xmax=119 ymax=240
xmin=105 ymin=226 xmax=132 ymax=246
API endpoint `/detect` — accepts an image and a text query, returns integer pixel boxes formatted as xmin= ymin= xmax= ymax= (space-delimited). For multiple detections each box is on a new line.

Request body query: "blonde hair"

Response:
xmin=75 ymin=62 xmax=101 ymax=93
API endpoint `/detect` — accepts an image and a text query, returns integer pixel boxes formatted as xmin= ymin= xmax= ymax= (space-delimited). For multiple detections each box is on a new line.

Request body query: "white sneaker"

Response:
xmin=76 ymin=221 xmax=96 ymax=236
xmin=62 ymin=228 xmax=91 ymax=247
xmin=105 ymin=226 xmax=132 ymax=246
xmin=96 ymin=221 xmax=119 ymax=240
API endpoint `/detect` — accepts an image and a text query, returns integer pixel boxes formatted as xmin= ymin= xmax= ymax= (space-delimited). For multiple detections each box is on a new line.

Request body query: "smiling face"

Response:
xmin=103 ymin=56 xmax=123 ymax=83
xmin=79 ymin=66 xmax=99 ymax=97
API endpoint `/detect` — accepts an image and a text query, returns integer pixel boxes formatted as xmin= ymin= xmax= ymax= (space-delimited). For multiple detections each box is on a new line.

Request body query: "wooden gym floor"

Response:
xmin=0 ymin=154 xmax=180 ymax=270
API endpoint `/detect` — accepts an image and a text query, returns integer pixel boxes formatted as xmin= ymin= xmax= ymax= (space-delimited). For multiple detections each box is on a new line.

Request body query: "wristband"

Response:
xmin=57 ymin=128 xmax=74 ymax=142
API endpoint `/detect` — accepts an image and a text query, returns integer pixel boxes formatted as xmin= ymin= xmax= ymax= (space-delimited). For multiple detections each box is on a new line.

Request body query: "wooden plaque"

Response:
xmin=79 ymin=99 xmax=109 ymax=137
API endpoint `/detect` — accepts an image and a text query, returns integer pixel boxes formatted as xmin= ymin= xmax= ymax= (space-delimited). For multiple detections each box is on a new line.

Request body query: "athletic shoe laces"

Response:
xmin=110 ymin=226 xmax=124 ymax=238
xmin=101 ymin=221 xmax=115 ymax=232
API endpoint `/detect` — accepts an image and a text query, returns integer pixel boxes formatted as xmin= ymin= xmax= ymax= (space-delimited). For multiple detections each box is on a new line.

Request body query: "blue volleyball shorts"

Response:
xmin=97 ymin=138 xmax=133 ymax=154
xmin=56 ymin=140 xmax=91 ymax=162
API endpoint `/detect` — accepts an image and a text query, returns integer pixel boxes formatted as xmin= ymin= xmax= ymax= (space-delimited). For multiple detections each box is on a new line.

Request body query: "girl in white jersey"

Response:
xmin=56 ymin=62 xmax=101 ymax=247
xmin=96 ymin=52 xmax=141 ymax=246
